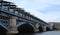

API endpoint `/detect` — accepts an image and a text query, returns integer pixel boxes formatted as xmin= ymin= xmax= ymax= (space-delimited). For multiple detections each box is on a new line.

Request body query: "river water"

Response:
xmin=19 ymin=31 xmax=60 ymax=35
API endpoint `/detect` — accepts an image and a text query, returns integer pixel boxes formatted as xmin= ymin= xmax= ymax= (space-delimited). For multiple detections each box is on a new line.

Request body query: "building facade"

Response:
xmin=49 ymin=22 xmax=60 ymax=30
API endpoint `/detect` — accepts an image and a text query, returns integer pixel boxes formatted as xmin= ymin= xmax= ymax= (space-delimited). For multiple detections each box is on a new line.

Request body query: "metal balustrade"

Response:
xmin=0 ymin=1 xmax=48 ymax=28
xmin=2 ymin=2 xmax=10 ymax=6
xmin=18 ymin=13 xmax=23 ymax=17
xmin=2 ymin=6 xmax=8 ymax=12
xmin=0 ymin=5 xmax=2 ymax=10
xmin=14 ymin=11 xmax=18 ymax=15
xmin=0 ymin=5 xmax=36 ymax=22
xmin=9 ymin=9 xmax=14 ymax=12
xmin=0 ymin=12 xmax=10 ymax=17
xmin=0 ymin=5 xmax=32 ymax=21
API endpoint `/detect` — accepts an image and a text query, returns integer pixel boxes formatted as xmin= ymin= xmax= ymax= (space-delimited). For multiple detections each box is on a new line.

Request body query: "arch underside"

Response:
xmin=38 ymin=26 xmax=43 ymax=32
xmin=18 ymin=24 xmax=34 ymax=33
xmin=0 ymin=25 xmax=7 ymax=35
xmin=46 ymin=27 xmax=51 ymax=31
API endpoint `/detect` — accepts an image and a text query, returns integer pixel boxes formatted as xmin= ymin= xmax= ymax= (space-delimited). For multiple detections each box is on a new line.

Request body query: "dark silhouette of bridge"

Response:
xmin=0 ymin=0 xmax=53 ymax=35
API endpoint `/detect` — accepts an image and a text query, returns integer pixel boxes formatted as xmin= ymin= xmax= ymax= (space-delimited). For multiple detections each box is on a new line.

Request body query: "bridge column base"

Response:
xmin=34 ymin=23 xmax=39 ymax=32
xmin=7 ymin=27 xmax=18 ymax=35
xmin=34 ymin=28 xmax=39 ymax=32
xmin=43 ymin=26 xmax=46 ymax=32
xmin=7 ymin=28 xmax=18 ymax=35
xmin=7 ymin=33 xmax=17 ymax=35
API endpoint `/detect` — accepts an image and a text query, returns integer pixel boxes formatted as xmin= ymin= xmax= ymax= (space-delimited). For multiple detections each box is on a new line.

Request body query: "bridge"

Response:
xmin=0 ymin=0 xmax=52 ymax=35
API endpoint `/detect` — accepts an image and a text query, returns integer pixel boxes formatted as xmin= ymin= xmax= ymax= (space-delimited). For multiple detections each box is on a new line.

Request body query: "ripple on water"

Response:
xmin=34 ymin=31 xmax=60 ymax=35
xmin=18 ymin=31 xmax=60 ymax=35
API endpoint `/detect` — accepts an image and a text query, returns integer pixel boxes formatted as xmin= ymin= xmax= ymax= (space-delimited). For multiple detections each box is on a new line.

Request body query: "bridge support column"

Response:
xmin=34 ymin=28 xmax=39 ymax=32
xmin=42 ymin=26 xmax=46 ymax=32
xmin=7 ymin=16 xmax=18 ymax=35
xmin=34 ymin=23 xmax=39 ymax=32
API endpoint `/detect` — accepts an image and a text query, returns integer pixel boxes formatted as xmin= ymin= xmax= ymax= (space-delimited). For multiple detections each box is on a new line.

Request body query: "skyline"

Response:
xmin=4 ymin=0 xmax=60 ymax=22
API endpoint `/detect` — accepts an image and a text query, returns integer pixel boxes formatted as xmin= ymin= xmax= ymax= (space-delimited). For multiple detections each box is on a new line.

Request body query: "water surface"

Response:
xmin=18 ymin=31 xmax=60 ymax=35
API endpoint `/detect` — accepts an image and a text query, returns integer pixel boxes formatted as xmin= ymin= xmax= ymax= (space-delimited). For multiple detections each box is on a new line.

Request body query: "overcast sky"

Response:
xmin=4 ymin=0 xmax=60 ymax=22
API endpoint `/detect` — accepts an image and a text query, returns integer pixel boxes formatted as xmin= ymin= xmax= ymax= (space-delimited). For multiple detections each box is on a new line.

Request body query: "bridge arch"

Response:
xmin=38 ymin=26 xmax=43 ymax=32
xmin=46 ymin=27 xmax=51 ymax=31
xmin=17 ymin=23 xmax=35 ymax=33
xmin=0 ymin=25 xmax=7 ymax=35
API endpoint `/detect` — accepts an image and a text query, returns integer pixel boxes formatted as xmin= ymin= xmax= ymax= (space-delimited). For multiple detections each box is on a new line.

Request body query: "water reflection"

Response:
xmin=17 ymin=33 xmax=34 ymax=35
xmin=18 ymin=31 xmax=60 ymax=35
xmin=35 ymin=31 xmax=60 ymax=35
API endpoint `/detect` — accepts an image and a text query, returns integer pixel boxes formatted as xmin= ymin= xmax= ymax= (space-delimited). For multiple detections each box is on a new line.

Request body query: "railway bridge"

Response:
xmin=0 ymin=0 xmax=51 ymax=35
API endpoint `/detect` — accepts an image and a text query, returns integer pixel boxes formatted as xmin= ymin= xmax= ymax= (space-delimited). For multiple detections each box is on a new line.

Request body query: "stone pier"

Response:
xmin=7 ymin=16 xmax=18 ymax=35
xmin=34 ymin=23 xmax=39 ymax=32
xmin=42 ymin=26 xmax=46 ymax=32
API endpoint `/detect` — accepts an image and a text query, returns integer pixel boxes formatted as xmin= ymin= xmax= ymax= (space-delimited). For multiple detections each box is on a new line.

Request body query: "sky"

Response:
xmin=4 ymin=0 xmax=60 ymax=22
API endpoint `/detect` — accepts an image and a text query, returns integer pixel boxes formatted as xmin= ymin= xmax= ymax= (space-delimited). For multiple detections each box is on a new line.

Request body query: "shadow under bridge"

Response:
xmin=17 ymin=22 xmax=35 ymax=33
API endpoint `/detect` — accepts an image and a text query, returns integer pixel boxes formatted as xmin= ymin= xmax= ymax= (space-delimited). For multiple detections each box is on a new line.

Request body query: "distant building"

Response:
xmin=49 ymin=22 xmax=60 ymax=30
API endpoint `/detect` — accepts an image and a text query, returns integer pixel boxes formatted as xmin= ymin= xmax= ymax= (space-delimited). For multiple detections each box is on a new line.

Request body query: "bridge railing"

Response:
xmin=0 ymin=2 xmax=47 ymax=25
xmin=0 ymin=5 xmax=21 ymax=17
xmin=0 ymin=5 xmax=38 ymax=22
xmin=2 ymin=6 xmax=8 ymax=12
xmin=0 ymin=12 xmax=10 ymax=17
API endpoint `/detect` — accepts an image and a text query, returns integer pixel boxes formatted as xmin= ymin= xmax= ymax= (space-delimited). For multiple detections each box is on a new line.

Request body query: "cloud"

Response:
xmin=41 ymin=12 xmax=60 ymax=22
xmin=4 ymin=0 xmax=60 ymax=22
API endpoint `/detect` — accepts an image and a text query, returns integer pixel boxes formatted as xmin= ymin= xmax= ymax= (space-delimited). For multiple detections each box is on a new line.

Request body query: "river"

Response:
xmin=18 ymin=31 xmax=60 ymax=35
